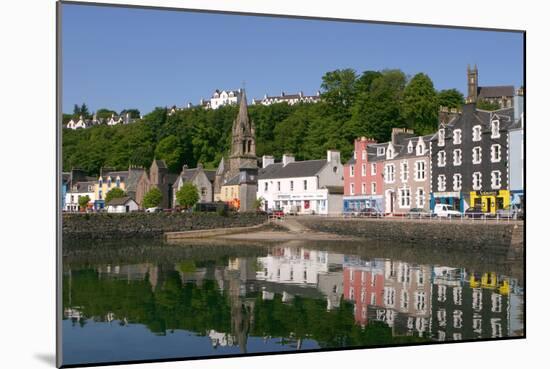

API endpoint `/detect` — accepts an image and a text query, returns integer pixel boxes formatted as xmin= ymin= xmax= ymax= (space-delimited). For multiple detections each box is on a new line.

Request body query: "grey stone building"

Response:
xmin=172 ymin=163 xmax=216 ymax=207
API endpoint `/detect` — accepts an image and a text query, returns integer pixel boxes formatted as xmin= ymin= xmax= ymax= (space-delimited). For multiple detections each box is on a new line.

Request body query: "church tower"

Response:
xmin=467 ymin=64 xmax=479 ymax=103
xmin=226 ymin=89 xmax=257 ymax=181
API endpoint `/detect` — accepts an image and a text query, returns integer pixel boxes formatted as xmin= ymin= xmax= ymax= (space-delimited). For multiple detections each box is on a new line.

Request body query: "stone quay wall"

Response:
xmin=62 ymin=212 xmax=267 ymax=240
xmin=296 ymin=217 xmax=523 ymax=255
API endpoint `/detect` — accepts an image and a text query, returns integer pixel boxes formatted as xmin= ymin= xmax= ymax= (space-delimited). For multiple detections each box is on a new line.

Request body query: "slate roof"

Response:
xmin=478 ymin=86 xmax=514 ymax=98
xmin=70 ymin=181 xmax=95 ymax=193
xmin=101 ymin=171 xmax=128 ymax=181
xmin=258 ymin=159 xmax=327 ymax=180
xmin=125 ymin=168 xmax=145 ymax=193
xmin=154 ymin=160 xmax=167 ymax=169
xmin=107 ymin=196 xmax=135 ymax=206
xmin=204 ymin=170 xmax=216 ymax=182
xmin=324 ymin=186 xmax=344 ymax=195
xmin=222 ymin=174 xmax=240 ymax=186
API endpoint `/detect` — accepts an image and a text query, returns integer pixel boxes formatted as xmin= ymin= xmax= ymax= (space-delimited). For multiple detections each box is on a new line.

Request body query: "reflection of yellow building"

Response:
xmin=469 ymin=272 xmax=510 ymax=295
xmin=469 ymin=190 xmax=510 ymax=214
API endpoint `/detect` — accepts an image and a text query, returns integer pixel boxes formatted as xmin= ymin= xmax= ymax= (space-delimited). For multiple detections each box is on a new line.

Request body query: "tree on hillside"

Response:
xmin=96 ymin=108 xmax=118 ymax=120
xmin=143 ymin=187 xmax=163 ymax=209
xmin=402 ymin=73 xmax=439 ymax=135
xmin=354 ymin=70 xmax=383 ymax=95
xmin=349 ymin=69 xmax=407 ymax=142
xmin=476 ymin=98 xmax=501 ymax=111
xmin=78 ymin=195 xmax=90 ymax=211
xmin=437 ymin=89 xmax=464 ymax=109
xmin=176 ymin=182 xmax=199 ymax=210
xmin=320 ymin=69 xmax=358 ymax=120
xmin=120 ymin=109 xmax=141 ymax=119
xmin=105 ymin=187 xmax=126 ymax=204
xmin=155 ymin=135 xmax=182 ymax=172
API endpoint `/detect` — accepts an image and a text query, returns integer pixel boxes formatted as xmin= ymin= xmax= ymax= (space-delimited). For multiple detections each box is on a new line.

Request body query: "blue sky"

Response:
xmin=62 ymin=3 xmax=524 ymax=115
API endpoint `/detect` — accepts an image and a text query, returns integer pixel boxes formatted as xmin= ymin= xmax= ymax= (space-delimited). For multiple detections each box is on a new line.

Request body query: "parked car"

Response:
xmin=465 ymin=206 xmax=486 ymax=219
xmin=272 ymin=209 xmax=284 ymax=219
xmin=497 ymin=204 xmax=523 ymax=219
xmin=358 ymin=207 xmax=383 ymax=218
xmin=407 ymin=208 xmax=432 ymax=218
xmin=433 ymin=204 xmax=462 ymax=218
xmin=145 ymin=207 xmax=161 ymax=213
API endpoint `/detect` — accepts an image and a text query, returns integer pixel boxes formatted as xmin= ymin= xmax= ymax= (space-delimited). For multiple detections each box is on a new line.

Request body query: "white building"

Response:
xmin=257 ymin=150 xmax=344 ymax=215
xmin=64 ymin=181 xmax=96 ymax=212
xmin=252 ymin=91 xmax=321 ymax=106
xmin=209 ymin=89 xmax=241 ymax=110
xmin=106 ymin=196 xmax=139 ymax=213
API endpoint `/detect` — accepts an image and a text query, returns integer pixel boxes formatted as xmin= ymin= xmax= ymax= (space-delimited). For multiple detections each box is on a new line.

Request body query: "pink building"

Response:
xmin=343 ymin=137 xmax=385 ymax=213
xmin=343 ymin=261 xmax=385 ymax=326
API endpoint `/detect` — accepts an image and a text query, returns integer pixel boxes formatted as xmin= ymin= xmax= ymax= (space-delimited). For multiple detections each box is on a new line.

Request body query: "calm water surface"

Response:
xmin=62 ymin=239 xmax=524 ymax=366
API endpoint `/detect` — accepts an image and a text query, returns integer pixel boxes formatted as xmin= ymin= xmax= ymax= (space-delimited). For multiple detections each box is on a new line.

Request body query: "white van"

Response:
xmin=433 ymin=204 xmax=462 ymax=218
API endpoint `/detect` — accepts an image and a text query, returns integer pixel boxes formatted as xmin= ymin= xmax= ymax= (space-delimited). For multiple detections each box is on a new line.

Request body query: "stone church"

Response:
xmin=213 ymin=90 xmax=259 ymax=211
xmin=466 ymin=64 xmax=517 ymax=109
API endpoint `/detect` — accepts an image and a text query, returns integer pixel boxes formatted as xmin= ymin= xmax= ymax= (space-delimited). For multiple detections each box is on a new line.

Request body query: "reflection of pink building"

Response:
xmin=343 ymin=260 xmax=385 ymax=326
xmin=343 ymin=137 xmax=385 ymax=213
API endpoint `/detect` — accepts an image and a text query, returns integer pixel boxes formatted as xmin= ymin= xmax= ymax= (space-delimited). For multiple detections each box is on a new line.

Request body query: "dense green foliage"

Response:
xmin=142 ymin=187 xmax=163 ymax=209
xmin=176 ymin=182 xmax=199 ymax=209
xmin=105 ymin=188 xmax=126 ymax=204
xmin=476 ymin=98 xmax=502 ymax=111
xmin=63 ymin=68 xmax=466 ymax=175
xmin=78 ymin=195 xmax=90 ymax=209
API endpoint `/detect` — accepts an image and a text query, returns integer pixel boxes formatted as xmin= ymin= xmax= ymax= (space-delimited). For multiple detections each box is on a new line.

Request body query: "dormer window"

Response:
xmin=453 ymin=129 xmax=462 ymax=145
xmin=408 ymin=141 xmax=413 ymax=154
xmin=387 ymin=146 xmax=394 ymax=159
xmin=362 ymin=150 xmax=367 ymax=160
xmin=107 ymin=177 xmax=112 ymax=188
xmin=473 ymin=125 xmax=482 ymax=142
xmin=115 ymin=177 xmax=121 ymax=187
xmin=416 ymin=142 xmax=425 ymax=156
xmin=377 ymin=147 xmax=385 ymax=156
xmin=438 ymin=129 xmax=445 ymax=147
xmin=491 ymin=120 xmax=500 ymax=138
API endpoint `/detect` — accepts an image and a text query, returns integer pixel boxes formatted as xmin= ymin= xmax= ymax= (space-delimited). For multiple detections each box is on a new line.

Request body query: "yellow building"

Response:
xmin=469 ymin=272 xmax=510 ymax=295
xmin=93 ymin=170 xmax=128 ymax=209
xmin=219 ymin=175 xmax=241 ymax=209
xmin=469 ymin=190 xmax=510 ymax=214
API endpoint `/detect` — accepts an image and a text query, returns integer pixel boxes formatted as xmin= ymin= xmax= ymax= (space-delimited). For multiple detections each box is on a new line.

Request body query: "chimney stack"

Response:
xmin=282 ymin=154 xmax=295 ymax=167
xmin=327 ymin=150 xmax=341 ymax=164
xmin=262 ymin=155 xmax=275 ymax=168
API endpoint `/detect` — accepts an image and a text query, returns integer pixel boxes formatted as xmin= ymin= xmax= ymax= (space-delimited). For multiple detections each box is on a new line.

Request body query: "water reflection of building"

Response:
xmin=256 ymin=246 xmax=345 ymax=310
xmin=368 ymin=261 xmax=433 ymax=337
xmin=430 ymin=270 xmax=511 ymax=341
xmin=343 ymin=257 xmax=385 ymax=326
xmin=97 ymin=263 xmax=159 ymax=290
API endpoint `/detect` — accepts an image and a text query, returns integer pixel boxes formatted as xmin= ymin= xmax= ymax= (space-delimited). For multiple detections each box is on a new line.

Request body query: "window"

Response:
xmin=453 ymin=173 xmax=462 ymax=191
xmin=438 ymin=128 xmax=445 ymax=146
xmin=361 ymin=183 xmax=366 ymax=194
xmin=408 ymin=141 xmax=413 ymax=153
xmin=353 ymin=151 xmax=357 ymax=159
xmin=350 ymin=183 xmax=355 ymax=195
xmin=453 ymin=149 xmax=462 ymax=166
xmin=264 ymin=182 xmax=268 ymax=191
xmin=98 ymin=179 xmax=103 ymax=187
xmin=472 ymin=147 xmax=482 ymax=164
xmin=437 ymin=151 xmax=446 ymax=167
xmin=371 ymin=182 xmax=377 ymax=194
xmin=401 ymin=290 xmax=409 ymax=309
xmin=491 ymin=120 xmax=500 ymax=138
xmin=399 ymin=187 xmax=411 ymax=208
xmin=371 ymin=163 xmax=377 ymax=175
xmin=473 ymin=125 xmax=482 ymax=141
xmin=416 ymin=188 xmax=425 ymax=208
xmin=387 ymin=146 xmax=394 ymax=159
xmin=415 ymin=161 xmax=426 ymax=181
xmin=384 ymin=287 xmax=396 ymax=307
xmin=491 ymin=171 xmax=502 ymax=189
xmin=350 ymin=166 xmax=355 ymax=177
xmin=361 ymin=164 xmax=366 ymax=176
xmin=415 ymin=292 xmax=427 ymax=312
xmin=401 ymin=162 xmax=408 ymax=181
xmin=453 ymin=129 xmax=462 ymax=145
xmin=290 ymin=181 xmax=294 ymax=191
xmin=303 ymin=180 xmax=308 ymax=191
xmin=201 ymin=187 xmax=207 ymax=196
xmin=416 ymin=142 xmax=425 ymax=156
xmin=473 ymin=172 xmax=482 ymax=190
xmin=437 ymin=175 xmax=446 ymax=192
xmin=277 ymin=181 xmax=280 ymax=191
xmin=377 ymin=147 xmax=385 ymax=156
xmin=107 ymin=177 xmax=112 ymax=188
xmin=385 ymin=164 xmax=395 ymax=183
xmin=491 ymin=144 xmax=501 ymax=163
xmin=115 ymin=177 xmax=120 ymax=187
xmin=362 ymin=150 xmax=367 ymax=160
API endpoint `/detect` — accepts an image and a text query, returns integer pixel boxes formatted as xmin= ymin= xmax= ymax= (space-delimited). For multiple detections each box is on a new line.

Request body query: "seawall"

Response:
xmin=62 ymin=212 xmax=267 ymax=240
xmin=295 ymin=217 xmax=524 ymax=256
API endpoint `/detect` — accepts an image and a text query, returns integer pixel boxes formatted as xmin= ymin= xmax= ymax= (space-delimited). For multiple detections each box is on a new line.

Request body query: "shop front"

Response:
xmin=469 ymin=190 xmax=510 ymax=214
xmin=94 ymin=199 xmax=105 ymax=210
xmin=343 ymin=195 xmax=384 ymax=213
xmin=430 ymin=192 xmax=466 ymax=213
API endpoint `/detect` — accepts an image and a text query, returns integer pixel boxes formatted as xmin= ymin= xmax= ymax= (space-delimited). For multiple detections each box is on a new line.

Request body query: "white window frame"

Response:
xmin=453 ymin=173 xmax=462 ymax=191
xmin=415 ymin=160 xmax=426 ymax=181
xmin=473 ymin=125 xmax=482 ymax=142
xmin=371 ymin=182 xmax=377 ymax=195
xmin=416 ymin=142 xmax=425 ymax=156
xmin=399 ymin=187 xmax=411 ymax=208
xmin=491 ymin=170 xmax=502 ymax=190
xmin=491 ymin=119 xmax=500 ymax=138
xmin=385 ymin=164 xmax=395 ymax=183
xmin=361 ymin=163 xmax=367 ymax=176
xmin=437 ymin=151 xmax=446 ymax=167
xmin=362 ymin=150 xmax=367 ymax=160
xmin=350 ymin=183 xmax=355 ymax=195
xmin=453 ymin=129 xmax=462 ymax=145
xmin=453 ymin=149 xmax=462 ymax=166
xmin=473 ymin=172 xmax=482 ymax=191
xmin=350 ymin=165 xmax=355 ymax=177
xmin=438 ymin=128 xmax=445 ymax=147
xmin=437 ymin=175 xmax=446 ymax=192
xmin=361 ymin=182 xmax=366 ymax=194
xmin=472 ymin=147 xmax=482 ymax=164
xmin=400 ymin=161 xmax=408 ymax=182
xmin=408 ymin=141 xmax=413 ymax=153
xmin=491 ymin=144 xmax=501 ymax=163
xmin=416 ymin=188 xmax=425 ymax=208
xmin=371 ymin=163 xmax=377 ymax=175
xmin=377 ymin=147 xmax=385 ymax=156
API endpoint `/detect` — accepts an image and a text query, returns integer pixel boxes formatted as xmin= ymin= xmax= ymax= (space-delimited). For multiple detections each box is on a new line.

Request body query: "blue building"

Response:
xmin=508 ymin=91 xmax=524 ymax=207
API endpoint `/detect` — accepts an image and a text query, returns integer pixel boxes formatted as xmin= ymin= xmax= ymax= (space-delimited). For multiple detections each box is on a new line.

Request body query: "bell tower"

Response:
xmin=467 ymin=64 xmax=478 ymax=103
